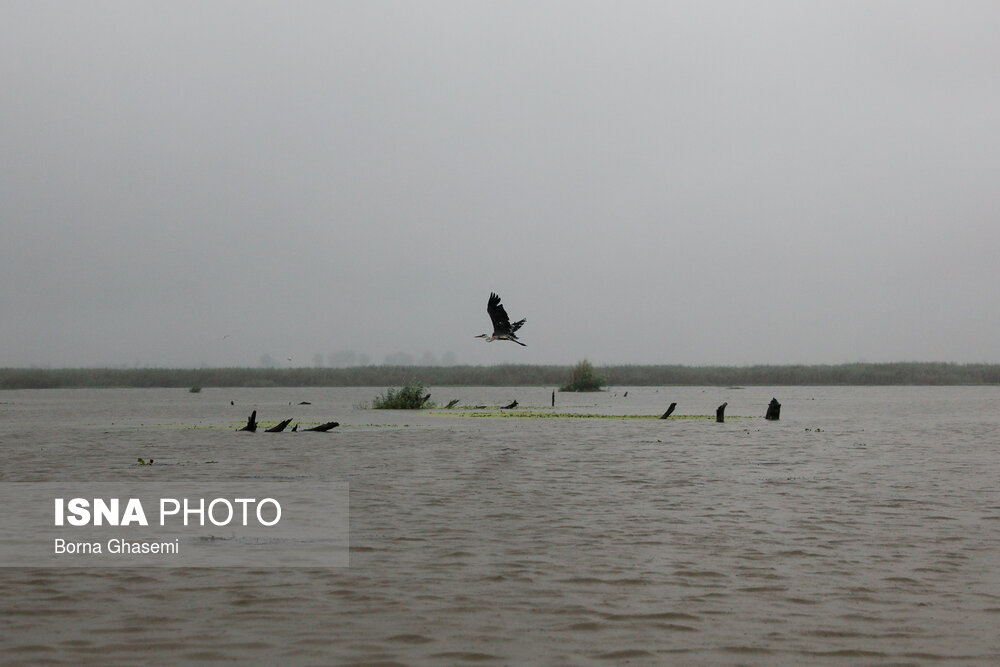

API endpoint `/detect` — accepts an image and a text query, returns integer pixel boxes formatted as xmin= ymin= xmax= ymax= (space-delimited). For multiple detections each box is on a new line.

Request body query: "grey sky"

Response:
xmin=2 ymin=1 xmax=999 ymax=367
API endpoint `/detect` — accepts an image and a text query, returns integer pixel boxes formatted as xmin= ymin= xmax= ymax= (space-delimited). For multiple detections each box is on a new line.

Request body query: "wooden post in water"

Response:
xmin=765 ymin=397 xmax=781 ymax=421
xmin=660 ymin=402 xmax=677 ymax=419
xmin=552 ymin=389 xmax=555 ymax=407
xmin=716 ymin=402 xmax=727 ymax=423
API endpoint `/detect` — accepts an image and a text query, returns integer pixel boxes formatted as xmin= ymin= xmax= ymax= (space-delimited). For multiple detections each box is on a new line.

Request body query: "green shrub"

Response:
xmin=371 ymin=380 xmax=435 ymax=409
xmin=560 ymin=359 xmax=605 ymax=392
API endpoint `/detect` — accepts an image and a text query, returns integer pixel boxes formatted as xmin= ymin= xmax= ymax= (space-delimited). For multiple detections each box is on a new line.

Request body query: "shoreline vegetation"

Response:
xmin=2 ymin=362 xmax=1000 ymax=389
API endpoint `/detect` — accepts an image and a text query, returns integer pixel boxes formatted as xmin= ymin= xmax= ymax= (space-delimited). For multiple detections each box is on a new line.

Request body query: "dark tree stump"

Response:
xmin=660 ymin=402 xmax=677 ymax=419
xmin=266 ymin=418 xmax=293 ymax=433
xmin=304 ymin=421 xmax=339 ymax=432
xmin=445 ymin=399 xmax=460 ymax=409
xmin=552 ymin=389 xmax=555 ymax=407
xmin=716 ymin=402 xmax=727 ymax=423
xmin=239 ymin=410 xmax=258 ymax=432
xmin=765 ymin=398 xmax=781 ymax=421
xmin=502 ymin=400 xmax=518 ymax=409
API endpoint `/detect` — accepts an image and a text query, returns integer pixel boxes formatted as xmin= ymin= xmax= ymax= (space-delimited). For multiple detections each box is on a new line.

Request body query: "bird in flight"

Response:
xmin=476 ymin=292 xmax=527 ymax=346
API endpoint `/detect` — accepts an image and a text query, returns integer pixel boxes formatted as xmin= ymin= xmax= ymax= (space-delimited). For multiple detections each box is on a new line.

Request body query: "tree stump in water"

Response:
xmin=716 ymin=402 xmax=727 ymax=423
xmin=660 ymin=402 xmax=677 ymax=419
xmin=239 ymin=410 xmax=258 ymax=432
xmin=265 ymin=418 xmax=293 ymax=433
xmin=304 ymin=421 xmax=339 ymax=432
xmin=765 ymin=398 xmax=781 ymax=421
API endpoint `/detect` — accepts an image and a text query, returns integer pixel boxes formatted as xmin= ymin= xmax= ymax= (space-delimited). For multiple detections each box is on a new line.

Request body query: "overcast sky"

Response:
xmin=2 ymin=1 xmax=999 ymax=368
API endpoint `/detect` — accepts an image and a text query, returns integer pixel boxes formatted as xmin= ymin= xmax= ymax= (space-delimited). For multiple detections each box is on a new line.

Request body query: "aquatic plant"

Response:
xmin=560 ymin=359 xmax=605 ymax=392
xmin=371 ymin=380 xmax=435 ymax=409
xmin=429 ymin=410 xmax=750 ymax=421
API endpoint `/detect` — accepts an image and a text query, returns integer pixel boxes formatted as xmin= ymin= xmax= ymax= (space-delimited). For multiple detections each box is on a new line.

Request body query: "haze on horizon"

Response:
xmin=2 ymin=2 xmax=998 ymax=369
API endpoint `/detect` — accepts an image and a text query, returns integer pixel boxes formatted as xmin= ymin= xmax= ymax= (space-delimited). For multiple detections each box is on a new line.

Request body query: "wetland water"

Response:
xmin=1 ymin=385 xmax=999 ymax=665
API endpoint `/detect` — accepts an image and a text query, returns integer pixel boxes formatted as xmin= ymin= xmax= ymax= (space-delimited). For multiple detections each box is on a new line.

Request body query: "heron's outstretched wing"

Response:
xmin=487 ymin=292 xmax=513 ymax=335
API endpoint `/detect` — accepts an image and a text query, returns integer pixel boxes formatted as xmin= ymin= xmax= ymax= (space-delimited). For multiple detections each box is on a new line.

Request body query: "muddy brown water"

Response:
xmin=1 ymin=386 xmax=999 ymax=665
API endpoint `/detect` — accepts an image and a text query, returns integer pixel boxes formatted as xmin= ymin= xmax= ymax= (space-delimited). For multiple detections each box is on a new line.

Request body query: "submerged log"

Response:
xmin=716 ymin=402 xmax=727 ymax=423
xmin=238 ymin=410 xmax=258 ymax=432
xmin=266 ymin=418 xmax=293 ymax=433
xmin=502 ymin=400 xmax=518 ymax=409
xmin=445 ymin=399 xmax=460 ymax=409
xmin=660 ymin=402 xmax=677 ymax=419
xmin=765 ymin=398 xmax=781 ymax=420
xmin=303 ymin=421 xmax=339 ymax=432
xmin=420 ymin=393 xmax=432 ymax=406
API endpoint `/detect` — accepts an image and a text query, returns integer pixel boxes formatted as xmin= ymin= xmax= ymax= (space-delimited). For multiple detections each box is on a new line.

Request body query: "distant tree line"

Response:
xmin=2 ymin=362 xmax=1000 ymax=389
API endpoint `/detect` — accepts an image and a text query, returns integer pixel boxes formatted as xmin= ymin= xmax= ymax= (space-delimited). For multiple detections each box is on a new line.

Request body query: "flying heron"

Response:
xmin=476 ymin=292 xmax=527 ymax=346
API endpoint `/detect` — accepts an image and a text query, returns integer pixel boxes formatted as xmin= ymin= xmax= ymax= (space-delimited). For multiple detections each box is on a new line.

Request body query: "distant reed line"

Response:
xmin=2 ymin=363 xmax=999 ymax=389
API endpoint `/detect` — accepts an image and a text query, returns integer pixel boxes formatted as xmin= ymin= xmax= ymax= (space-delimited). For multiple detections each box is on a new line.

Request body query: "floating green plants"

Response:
xmin=428 ymin=410 xmax=754 ymax=421
xmin=137 ymin=458 xmax=217 ymax=466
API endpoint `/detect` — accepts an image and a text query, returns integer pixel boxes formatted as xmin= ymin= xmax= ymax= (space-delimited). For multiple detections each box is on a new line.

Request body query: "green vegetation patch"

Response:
xmin=371 ymin=380 xmax=435 ymax=409
xmin=560 ymin=359 xmax=606 ymax=392
xmin=137 ymin=458 xmax=218 ymax=466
